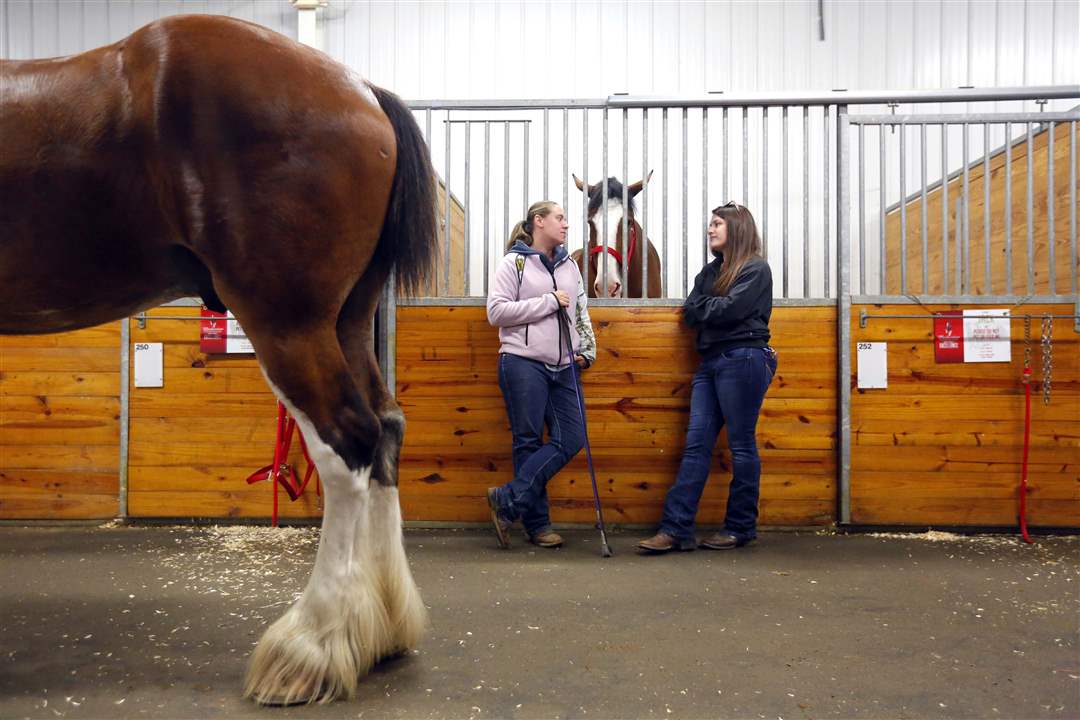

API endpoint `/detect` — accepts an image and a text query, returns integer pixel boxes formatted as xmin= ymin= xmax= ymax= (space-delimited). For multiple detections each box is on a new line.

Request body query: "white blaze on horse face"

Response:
xmin=597 ymin=198 xmax=624 ymax=298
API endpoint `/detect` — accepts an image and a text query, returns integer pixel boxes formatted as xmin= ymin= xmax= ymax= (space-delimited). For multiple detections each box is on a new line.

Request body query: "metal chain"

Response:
xmin=1023 ymin=316 xmax=1031 ymax=371
xmin=1041 ymin=315 xmax=1053 ymax=405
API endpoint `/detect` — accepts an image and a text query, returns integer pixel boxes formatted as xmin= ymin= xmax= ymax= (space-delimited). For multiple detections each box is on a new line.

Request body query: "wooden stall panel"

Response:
xmin=850 ymin=304 xmax=1079 ymax=527
xmin=0 ymin=324 xmax=121 ymax=519
xmin=127 ymin=308 xmax=321 ymax=519
xmin=397 ymin=305 xmax=837 ymax=527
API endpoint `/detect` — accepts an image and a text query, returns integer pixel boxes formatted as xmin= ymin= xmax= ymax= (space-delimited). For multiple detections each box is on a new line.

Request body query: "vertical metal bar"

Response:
xmin=465 ymin=122 xmax=473 ymax=297
xmin=1026 ymin=122 xmax=1034 ymax=294
xmin=543 ymin=108 xmax=549 ymax=199
xmin=118 ymin=319 xmax=129 ymax=519
xmin=962 ymin=122 xmax=970 ymax=294
xmin=663 ymin=108 xmax=669 ymax=295
xmin=481 ymin=121 xmax=490 ymax=298
xmin=563 ymin=108 xmax=569 ymax=212
xmin=444 ymin=117 xmax=451 ymax=295
xmin=837 ymin=105 xmax=851 ymax=526
xmin=1004 ymin=122 xmax=1013 ymax=294
xmin=824 ymin=106 xmax=831 ymax=298
xmin=921 ymin=124 xmax=929 ymax=294
xmin=384 ymin=276 xmax=397 ymax=400
xmin=582 ymin=110 xmax=590 ymax=288
xmin=683 ymin=107 xmax=689 ymax=293
xmin=602 ymin=107 xmax=609 ymax=296
xmin=642 ymin=108 xmax=650 ymax=297
xmin=983 ymin=124 xmax=991 ymax=294
xmin=762 ymin=107 xmax=769 ymax=262
xmin=878 ymin=124 xmax=886 ymax=294
xmin=782 ymin=105 xmax=789 ymax=297
xmin=959 ymin=195 xmax=967 ymax=293
xmin=859 ymin=124 xmax=866 ymax=294
xmin=524 ymin=121 xmax=530 ymax=213
xmin=942 ymin=125 xmax=949 ymax=293
xmin=623 ymin=107 xmax=630 ymax=297
xmin=1047 ymin=121 xmax=1055 ymax=294
xmin=742 ymin=107 xmax=749 ymax=204
xmin=803 ymin=106 xmax=810 ymax=298
xmin=504 ymin=121 xmax=511 ymax=249
xmin=1071 ymin=121 xmax=1078 ymax=297
xmin=425 ymin=108 xmax=432 ymax=148
xmin=899 ymin=121 xmax=907 ymax=294
xmin=703 ymin=108 xmax=709 ymax=268
xmin=722 ymin=107 xmax=729 ymax=203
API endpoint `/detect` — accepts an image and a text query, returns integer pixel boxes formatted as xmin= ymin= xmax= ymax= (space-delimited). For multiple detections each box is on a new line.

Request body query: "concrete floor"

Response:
xmin=0 ymin=525 xmax=1076 ymax=720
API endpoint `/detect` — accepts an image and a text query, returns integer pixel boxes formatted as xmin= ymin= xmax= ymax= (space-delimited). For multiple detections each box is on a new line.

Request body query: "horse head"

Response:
xmin=573 ymin=171 xmax=652 ymax=298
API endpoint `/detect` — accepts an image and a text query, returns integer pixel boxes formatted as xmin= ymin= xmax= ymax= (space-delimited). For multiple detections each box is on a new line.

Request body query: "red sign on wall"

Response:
xmin=934 ymin=312 xmax=964 ymax=363
xmin=200 ymin=307 xmax=228 ymax=354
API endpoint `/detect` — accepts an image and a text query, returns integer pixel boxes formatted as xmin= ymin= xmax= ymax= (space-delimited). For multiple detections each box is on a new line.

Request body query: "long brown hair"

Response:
xmin=711 ymin=203 xmax=763 ymax=295
xmin=507 ymin=200 xmax=559 ymax=250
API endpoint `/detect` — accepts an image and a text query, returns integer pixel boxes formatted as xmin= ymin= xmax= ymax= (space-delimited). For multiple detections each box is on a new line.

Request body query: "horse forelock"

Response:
xmin=587 ymin=177 xmax=637 ymax=219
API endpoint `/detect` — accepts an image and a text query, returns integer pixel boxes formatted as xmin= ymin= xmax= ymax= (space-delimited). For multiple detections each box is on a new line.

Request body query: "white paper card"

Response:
xmin=963 ymin=309 xmax=1011 ymax=363
xmin=133 ymin=342 xmax=163 ymax=388
xmin=856 ymin=342 xmax=888 ymax=389
xmin=226 ymin=315 xmax=254 ymax=354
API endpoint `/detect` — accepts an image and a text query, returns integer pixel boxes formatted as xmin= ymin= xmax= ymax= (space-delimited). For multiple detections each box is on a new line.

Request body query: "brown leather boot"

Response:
xmin=699 ymin=532 xmax=753 ymax=550
xmin=636 ymin=531 xmax=695 ymax=554
xmin=529 ymin=530 xmax=564 ymax=548
xmin=486 ymin=488 xmax=512 ymax=549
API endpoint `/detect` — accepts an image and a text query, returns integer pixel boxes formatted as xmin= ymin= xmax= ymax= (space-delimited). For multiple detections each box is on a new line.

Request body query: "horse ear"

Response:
xmin=572 ymin=173 xmax=587 ymax=192
xmin=628 ymin=169 xmax=654 ymax=197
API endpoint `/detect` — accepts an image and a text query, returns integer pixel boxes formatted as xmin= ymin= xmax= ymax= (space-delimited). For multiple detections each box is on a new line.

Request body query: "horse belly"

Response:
xmin=0 ymin=159 xmax=181 ymax=333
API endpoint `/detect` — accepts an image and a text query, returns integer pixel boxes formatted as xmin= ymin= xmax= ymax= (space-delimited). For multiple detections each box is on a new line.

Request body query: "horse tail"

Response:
xmin=368 ymin=83 xmax=438 ymax=296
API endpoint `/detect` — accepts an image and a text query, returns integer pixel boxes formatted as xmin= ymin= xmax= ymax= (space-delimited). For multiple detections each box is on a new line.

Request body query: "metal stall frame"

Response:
xmin=106 ymin=87 xmax=1078 ymax=523
xmin=400 ymin=87 xmax=1079 ymax=529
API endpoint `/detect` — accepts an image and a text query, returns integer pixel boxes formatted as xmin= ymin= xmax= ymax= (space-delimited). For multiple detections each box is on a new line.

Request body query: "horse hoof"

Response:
xmin=244 ymin=598 xmax=389 ymax=706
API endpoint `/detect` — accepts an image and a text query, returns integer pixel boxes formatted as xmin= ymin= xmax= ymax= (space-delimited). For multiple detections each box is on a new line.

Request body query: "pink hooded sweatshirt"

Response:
xmin=486 ymin=241 xmax=596 ymax=368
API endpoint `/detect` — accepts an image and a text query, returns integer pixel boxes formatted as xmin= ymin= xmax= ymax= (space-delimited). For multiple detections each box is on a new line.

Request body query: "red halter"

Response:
xmin=588 ymin=221 xmax=638 ymax=268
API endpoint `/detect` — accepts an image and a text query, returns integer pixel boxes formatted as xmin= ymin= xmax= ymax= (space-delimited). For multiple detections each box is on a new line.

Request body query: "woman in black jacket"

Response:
xmin=638 ymin=202 xmax=777 ymax=553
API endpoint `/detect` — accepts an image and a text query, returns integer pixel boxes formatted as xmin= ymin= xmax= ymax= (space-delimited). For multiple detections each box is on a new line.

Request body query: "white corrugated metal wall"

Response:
xmin=3 ymin=1 xmax=1077 ymax=102
xmin=2 ymin=1 xmax=1076 ymax=297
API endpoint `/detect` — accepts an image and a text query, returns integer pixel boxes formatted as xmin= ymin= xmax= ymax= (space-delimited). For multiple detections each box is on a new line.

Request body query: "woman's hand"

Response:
xmin=553 ymin=290 xmax=570 ymax=307
xmin=574 ymin=354 xmax=587 ymax=369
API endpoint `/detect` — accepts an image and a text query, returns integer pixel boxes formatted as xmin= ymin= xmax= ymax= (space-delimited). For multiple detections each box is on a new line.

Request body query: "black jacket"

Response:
xmin=682 ymin=255 xmax=772 ymax=358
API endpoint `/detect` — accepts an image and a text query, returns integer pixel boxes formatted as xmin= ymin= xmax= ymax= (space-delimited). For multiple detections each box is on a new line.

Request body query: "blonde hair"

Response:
xmin=507 ymin=200 xmax=559 ymax=250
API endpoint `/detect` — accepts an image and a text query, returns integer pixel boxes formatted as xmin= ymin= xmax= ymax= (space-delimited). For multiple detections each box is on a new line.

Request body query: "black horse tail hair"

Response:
xmin=368 ymin=83 xmax=438 ymax=296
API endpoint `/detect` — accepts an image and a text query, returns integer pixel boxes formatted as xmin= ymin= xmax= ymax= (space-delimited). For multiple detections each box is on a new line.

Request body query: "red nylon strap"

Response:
xmin=586 ymin=223 xmax=637 ymax=267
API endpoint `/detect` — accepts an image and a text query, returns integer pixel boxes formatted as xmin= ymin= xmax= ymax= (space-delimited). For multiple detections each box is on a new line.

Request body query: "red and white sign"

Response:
xmin=934 ymin=312 xmax=964 ymax=364
xmin=200 ymin=308 xmax=227 ymax=354
xmin=200 ymin=307 xmax=254 ymax=354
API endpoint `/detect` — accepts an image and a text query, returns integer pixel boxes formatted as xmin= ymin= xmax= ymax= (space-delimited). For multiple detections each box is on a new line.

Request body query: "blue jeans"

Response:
xmin=659 ymin=346 xmax=777 ymax=544
xmin=492 ymin=353 xmax=585 ymax=536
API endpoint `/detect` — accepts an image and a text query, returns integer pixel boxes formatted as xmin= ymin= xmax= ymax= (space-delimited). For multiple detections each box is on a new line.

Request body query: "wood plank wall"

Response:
xmin=5 ymin=303 xmax=1075 ymax=529
xmin=396 ymin=305 xmax=838 ymax=527
xmin=884 ymin=121 xmax=1078 ymax=296
xmin=126 ymin=308 xmax=322 ymax=519
xmin=850 ymin=304 xmax=1078 ymax=526
xmin=0 ymin=324 xmax=121 ymax=519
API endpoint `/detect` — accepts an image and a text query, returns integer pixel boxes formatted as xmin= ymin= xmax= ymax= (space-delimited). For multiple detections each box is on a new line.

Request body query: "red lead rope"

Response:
xmin=1019 ymin=368 xmax=1034 ymax=544
xmin=245 ymin=401 xmax=320 ymax=527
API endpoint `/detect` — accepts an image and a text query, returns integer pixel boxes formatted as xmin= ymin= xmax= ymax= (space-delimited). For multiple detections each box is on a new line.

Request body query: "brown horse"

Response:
xmin=0 ymin=15 xmax=437 ymax=706
xmin=570 ymin=172 xmax=663 ymax=298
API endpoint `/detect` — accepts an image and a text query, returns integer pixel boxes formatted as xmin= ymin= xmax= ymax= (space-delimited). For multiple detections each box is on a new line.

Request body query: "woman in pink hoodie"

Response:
xmin=485 ymin=201 xmax=597 ymax=549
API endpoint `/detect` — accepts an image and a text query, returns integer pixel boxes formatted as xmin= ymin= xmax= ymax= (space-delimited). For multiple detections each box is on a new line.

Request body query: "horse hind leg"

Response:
xmin=336 ymin=276 xmax=427 ymax=661
xmin=236 ymin=322 xmax=391 ymax=705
